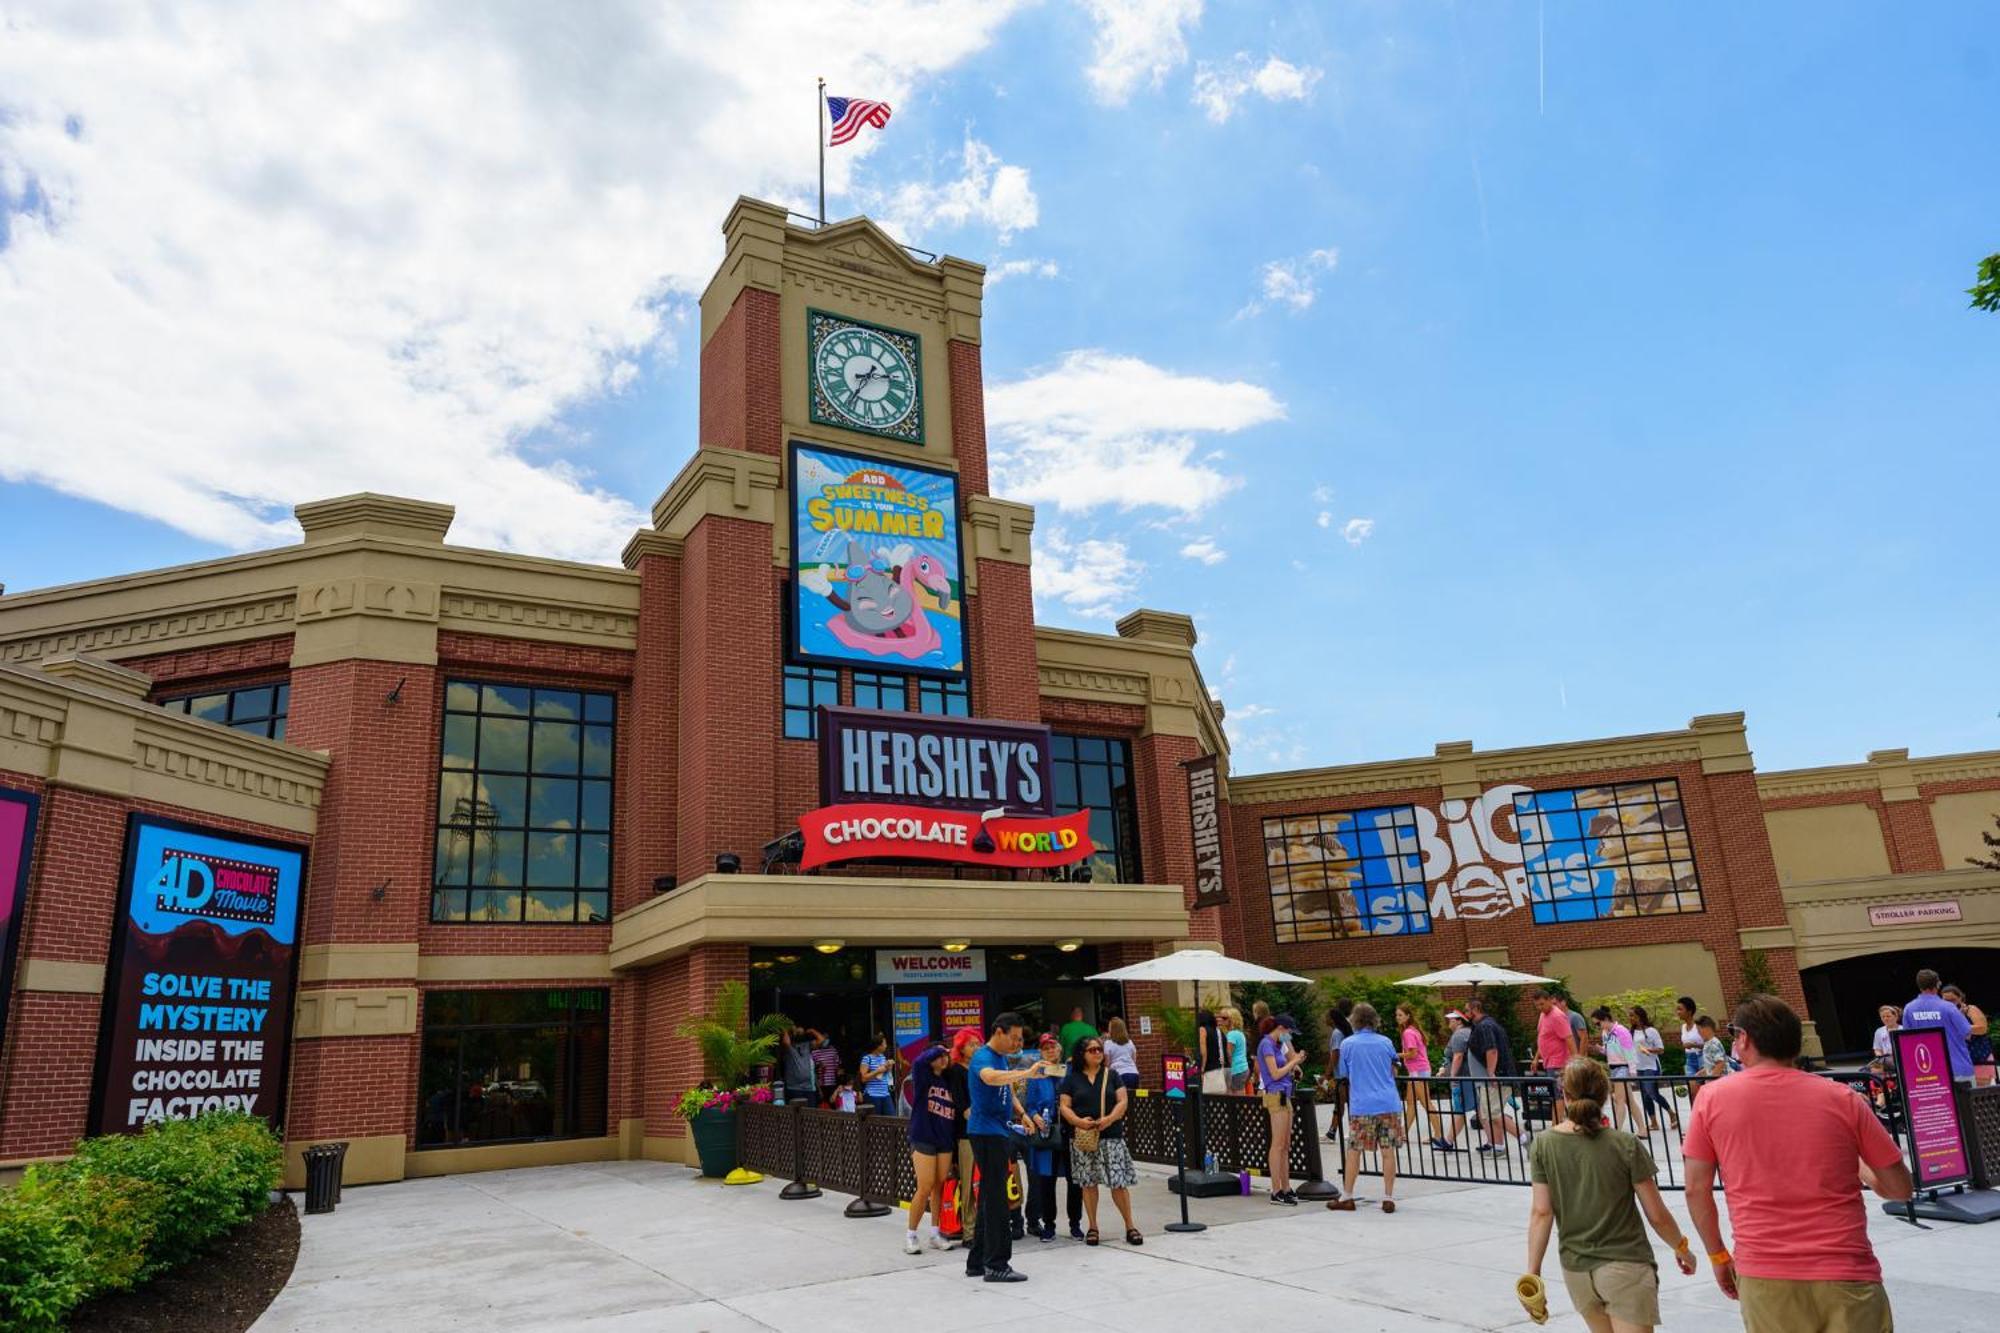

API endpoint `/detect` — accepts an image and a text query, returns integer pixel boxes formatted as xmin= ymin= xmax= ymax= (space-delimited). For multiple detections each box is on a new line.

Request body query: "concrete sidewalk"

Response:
xmin=254 ymin=1160 xmax=1994 ymax=1332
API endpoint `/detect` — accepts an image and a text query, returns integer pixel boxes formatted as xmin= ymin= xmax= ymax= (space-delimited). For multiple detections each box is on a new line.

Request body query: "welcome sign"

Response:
xmin=92 ymin=815 xmax=306 ymax=1134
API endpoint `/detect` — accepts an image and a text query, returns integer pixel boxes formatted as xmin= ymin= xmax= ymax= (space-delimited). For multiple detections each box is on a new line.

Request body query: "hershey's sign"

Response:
xmin=1187 ymin=754 xmax=1228 ymax=908
xmin=819 ymin=706 xmax=1054 ymax=815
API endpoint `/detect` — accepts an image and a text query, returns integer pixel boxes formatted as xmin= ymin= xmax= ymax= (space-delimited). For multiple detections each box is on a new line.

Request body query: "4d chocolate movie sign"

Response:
xmin=92 ymin=815 xmax=306 ymax=1134
xmin=804 ymin=708 xmax=1090 ymax=870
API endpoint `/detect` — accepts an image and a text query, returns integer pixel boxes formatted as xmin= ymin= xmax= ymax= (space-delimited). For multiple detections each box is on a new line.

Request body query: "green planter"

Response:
xmin=690 ymin=1105 xmax=738 ymax=1178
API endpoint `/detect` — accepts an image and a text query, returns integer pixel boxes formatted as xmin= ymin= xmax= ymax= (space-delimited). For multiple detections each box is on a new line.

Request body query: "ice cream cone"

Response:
xmin=1515 ymin=1273 xmax=1548 ymax=1324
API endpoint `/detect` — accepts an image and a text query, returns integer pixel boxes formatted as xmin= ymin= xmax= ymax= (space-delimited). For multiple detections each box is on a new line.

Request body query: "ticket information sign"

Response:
xmin=941 ymin=994 xmax=984 ymax=1036
xmin=91 ymin=815 xmax=307 ymax=1134
xmin=1892 ymin=1027 xmax=1970 ymax=1188
xmin=0 ymin=786 xmax=41 ymax=1058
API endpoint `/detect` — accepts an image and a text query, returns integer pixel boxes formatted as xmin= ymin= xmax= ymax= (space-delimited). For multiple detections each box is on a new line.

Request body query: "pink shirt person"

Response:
xmin=1536 ymin=1006 xmax=1574 ymax=1071
xmin=1681 ymin=1063 xmax=1904 ymax=1281
xmin=1400 ymin=1024 xmax=1431 ymax=1075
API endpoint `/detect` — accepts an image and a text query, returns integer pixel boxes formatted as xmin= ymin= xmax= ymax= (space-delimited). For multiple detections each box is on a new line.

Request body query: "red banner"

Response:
xmin=798 ymin=803 xmax=1092 ymax=871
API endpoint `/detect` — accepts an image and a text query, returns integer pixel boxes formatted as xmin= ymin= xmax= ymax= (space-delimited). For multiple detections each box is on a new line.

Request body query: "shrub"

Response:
xmin=676 ymin=981 xmax=790 ymax=1088
xmin=1232 ymin=981 xmax=1324 ymax=1075
xmin=0 ymin=1112 xmax=282 ymax=1329
xmin=1315 ymin=972 xmax=1448 ymax=1068
xmin=1737 ymin=949 xmax=1776 ymax=1005
xmin=1582 ymin=986 xmax=1680 ymax=1029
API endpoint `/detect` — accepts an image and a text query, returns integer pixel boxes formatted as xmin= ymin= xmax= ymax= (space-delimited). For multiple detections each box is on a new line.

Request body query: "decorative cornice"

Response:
xmin=619 ymin=529 xmax=683 ymax=569
xmin=648 ymin=446 xmax=784 ymax=538
xmin=295 ymin=493 xmax=454 ymax=546
xmin=293 ymin=986 xmax=419 ymax=1039
xmin=1780 ymin=866 xmax=2000 ymax=907
xmin=963 ymin=496 xmax=1034 ymax=566
xmin=0 ymin=595 xmax=297 ymax=667
xmin=1757 ymin=745 xmax=2000 ymax=801
xmin=1115 ymin=609 xmax=1197 ymax=649
xmin=437 ymin=591 xmax=638 ymax=648
xmin=415 ymin=953 xmax=612 ymax=983
xmin=1033 ymin=625 xmax=1226 ymax=754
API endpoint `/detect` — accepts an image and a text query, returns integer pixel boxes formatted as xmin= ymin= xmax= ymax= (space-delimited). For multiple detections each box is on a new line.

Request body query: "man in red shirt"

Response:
xmin=1530 ymin=990 xmax=1580 ymax=1118
xmin=1683 ymin=995 xmax=1912 ymax=1332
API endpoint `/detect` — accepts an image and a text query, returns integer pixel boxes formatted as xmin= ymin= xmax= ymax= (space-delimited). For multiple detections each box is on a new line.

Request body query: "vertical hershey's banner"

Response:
xmin=1186 ymin=754 xmax=1229 ymax=909
xmin=0 ymin=786 xmax=42 ymax=1057
xmin=92 ymin=815 xmax=307 ymax=1134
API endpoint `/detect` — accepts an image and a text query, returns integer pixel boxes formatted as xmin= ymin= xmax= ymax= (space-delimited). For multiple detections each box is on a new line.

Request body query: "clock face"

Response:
xmin=808 ymin=311 xmax=923 ymax=444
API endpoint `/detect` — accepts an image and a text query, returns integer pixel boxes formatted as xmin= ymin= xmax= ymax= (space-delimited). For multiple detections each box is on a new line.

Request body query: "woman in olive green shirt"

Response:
xmin=1525 ymin=1059 xmax=1696 ymax=1332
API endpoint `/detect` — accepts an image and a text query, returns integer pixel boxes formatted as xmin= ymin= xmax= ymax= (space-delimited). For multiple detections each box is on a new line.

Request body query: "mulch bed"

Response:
xmin=68 ymin=1198 xmax=300 ymax=1333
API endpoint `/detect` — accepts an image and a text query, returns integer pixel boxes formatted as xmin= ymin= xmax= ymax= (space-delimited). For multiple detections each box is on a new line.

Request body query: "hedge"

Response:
xmin=0 ymin=1112 xmax=282 ymax=1332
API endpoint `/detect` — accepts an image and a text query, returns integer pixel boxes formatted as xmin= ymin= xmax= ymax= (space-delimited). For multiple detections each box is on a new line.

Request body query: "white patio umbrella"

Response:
xmin=1395 ymin=962 xmax=1556 ymax=988
xmin=1087 ymin=949 xmax=1311 ymax=985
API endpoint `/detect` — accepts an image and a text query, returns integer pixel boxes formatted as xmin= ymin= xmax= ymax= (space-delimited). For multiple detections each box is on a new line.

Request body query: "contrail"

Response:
xmin=1540 ymin=0 xmax=1546 ymax=115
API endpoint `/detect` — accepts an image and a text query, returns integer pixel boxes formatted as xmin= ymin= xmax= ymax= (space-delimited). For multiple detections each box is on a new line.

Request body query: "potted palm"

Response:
xmin=675 ymin=980 xmax=789 ymax=1178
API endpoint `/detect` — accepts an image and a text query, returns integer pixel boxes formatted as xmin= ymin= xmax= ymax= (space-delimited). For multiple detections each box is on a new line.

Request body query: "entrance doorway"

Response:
xmin=1800 ymin=946 xmax=2000 ymax=1057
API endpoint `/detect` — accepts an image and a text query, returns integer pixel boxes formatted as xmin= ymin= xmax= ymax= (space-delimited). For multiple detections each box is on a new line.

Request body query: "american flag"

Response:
xmin=826 ymin=96 xmax=891 ymax=146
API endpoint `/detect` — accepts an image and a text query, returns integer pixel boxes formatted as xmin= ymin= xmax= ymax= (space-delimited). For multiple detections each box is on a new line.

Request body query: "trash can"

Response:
xmin=303 ymin=1141 xmax=348 ymax=1215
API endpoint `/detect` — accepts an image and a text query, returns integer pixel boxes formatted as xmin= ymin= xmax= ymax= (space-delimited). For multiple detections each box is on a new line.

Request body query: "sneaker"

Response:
xmin=1428 ymin=1137 xmax=1452 ymax=1153
xmin=1326 ymin=1198 xmax=1356 ymax=1211
xmin=1381 ymin=1199 xmax=1397 ymax=1214
xmin=1069 ymin=1222 xmax=1085 ymax=1240
xmin=1476 ymin=1144 xmax=1498 ymax=1154
xmin=1269 ymin=1190 xmax=1288 ymax=1205
xmin=904 ymin=1234 xmax=921 ymax=1255
xmin=1278 ymin=1190 xmax=1299 ymax=1206
xmin=1519 ymin=1131 xmax=1532 ymax=1147
xmin=965 ymin=1265 xmax=985 ymax=1279
xmin=926 ymin=1232 xmax=954 ymax=1252
xmin=1036 ymin=1227 xmax=1053 ymax=1243
xmin=983 ymin=1268 xmax=1028 ymax=1284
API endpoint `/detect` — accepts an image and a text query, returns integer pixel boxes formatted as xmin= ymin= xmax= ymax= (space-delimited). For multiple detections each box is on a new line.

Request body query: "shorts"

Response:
xmin=1737 ymin=1276 xmax=1892 ymax=1333
xmin=1450 ymin=1082 xmax=1475 ymax=1114
xmin=910 ymin=1141 xmax=952 ymax=1159
xmin=1261 ymin=1091 xmax=1291 ymax=1110
xmin=1229 ymin=1071 xmax=1249 ymax=1094
xmin=1561 ymin=1263 xmax=1659 ymax=1325
xmin=1346 ymin=1112 xmax=1405 ymax=1152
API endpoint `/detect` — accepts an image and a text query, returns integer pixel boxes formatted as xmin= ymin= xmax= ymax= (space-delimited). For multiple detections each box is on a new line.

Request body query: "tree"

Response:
xmin=1737 ymin=949 xmax=1776 ymax=1005
xmin=1970 ymin=253 xmax=2000 ymax=313
xmin=1969 ymin=813 xmax=2000 ymax=871
xmin=675 ymin=981 xmax=790 ymax=1088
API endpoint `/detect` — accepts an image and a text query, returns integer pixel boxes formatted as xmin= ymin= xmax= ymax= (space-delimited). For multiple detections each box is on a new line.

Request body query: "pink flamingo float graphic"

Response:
xmin=824 ymin=543 xmax=953 ymax=660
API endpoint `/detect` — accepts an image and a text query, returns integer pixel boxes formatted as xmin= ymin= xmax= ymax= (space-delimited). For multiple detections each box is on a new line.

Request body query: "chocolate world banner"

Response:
xmin=0 ymin=786 xmax=42 ymax=1058
xmin=92 ymin=815 xmax=306 ymax=1135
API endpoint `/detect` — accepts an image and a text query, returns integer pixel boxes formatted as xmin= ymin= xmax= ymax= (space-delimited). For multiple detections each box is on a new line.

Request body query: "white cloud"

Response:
xmin=1191 ymin=54 xmax=1322 ymax=123
xmin=1034 ymin=528 xmax=1143 ymax=621
xmin=987 ymin=350 xmax=1284 ymax=515
xmin=1081 ymin=0 xmax=1203 ymax=105
xmin=1238 ymin=245 xmax=1338 ymax=318
xmin=871 ymin=135 xmax=1039 ymax=245
xmin=0 ymin=3 xmax=1026 ymax=563
xmin=1342 ymin=517 xmax=1376 ymax=545
xmin=1179 ymin=537 xmax=1226 ymax=565
xmin=1311 ymin=483 xmax=1334 ymax=503
xmin=1315 ymin=510 xmax=1332 ymax=528
xmin=985 ymin=257 xmax=1060 ymax=286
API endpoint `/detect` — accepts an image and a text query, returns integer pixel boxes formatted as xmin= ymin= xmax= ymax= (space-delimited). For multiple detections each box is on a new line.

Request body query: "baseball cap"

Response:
xmin=1272 ymin=1013 xmax=1299 ymax=1031
xmin=1037 ymin=1032 xmax=1061 ymax=1047
xmin=1446 ymin=1010 xmax=1467 ymax=1022
xmin=917 ymin=1044 xmax=948 ymax=1066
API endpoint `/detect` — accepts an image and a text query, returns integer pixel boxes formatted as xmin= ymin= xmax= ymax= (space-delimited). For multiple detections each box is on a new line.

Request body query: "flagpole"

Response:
xmin=817 ymin=77 xmax=826 ymax=225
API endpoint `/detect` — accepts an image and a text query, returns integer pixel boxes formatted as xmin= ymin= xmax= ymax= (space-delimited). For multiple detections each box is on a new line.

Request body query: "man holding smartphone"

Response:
xmin=965 ymin=1012 xmax=1053 ymax=1284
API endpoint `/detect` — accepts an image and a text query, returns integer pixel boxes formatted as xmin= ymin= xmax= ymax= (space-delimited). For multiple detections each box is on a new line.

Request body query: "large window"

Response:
xmin=433 ymin=681 xmax=614 ymax=924
xmin=160 ymin=682 xmax=289 ymax=741
xmin=1262 ymin=806 xmax=1432 ymax=942
xmin=417 ymin=989 xmax=608 ymax=1148
xmin=1050 ymin=734 xmax=1141 ymax=884
xmin=1514 ymin=779 xmax=1704 ymax=924
xmin=851 ymin=670 xmax=908 ymax=711
xmin=916 ymin=677 xmax=970 ymax=717
xmin=783 ymin=665 xmax=839 ymax=739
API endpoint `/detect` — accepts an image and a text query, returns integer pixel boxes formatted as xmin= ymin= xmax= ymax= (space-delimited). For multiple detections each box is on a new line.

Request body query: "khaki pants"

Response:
xmin=954 ymin=1140 xmax=977 ymax=1243
xmin=1739 ymin=1276 xmax=1892 ymax=1333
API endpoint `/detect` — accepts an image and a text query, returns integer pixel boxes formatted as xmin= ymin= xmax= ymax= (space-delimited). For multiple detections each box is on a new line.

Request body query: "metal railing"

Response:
xmin=1324 ymin=1069 xmax=1905 ymax=1190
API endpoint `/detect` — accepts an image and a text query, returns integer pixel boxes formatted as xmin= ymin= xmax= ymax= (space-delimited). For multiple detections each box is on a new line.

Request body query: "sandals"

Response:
xmin=1125 ymin=1228 xmax=1143 ymax=1246
xmin=1085 ymin=1228 xmax=1100 ymax=1246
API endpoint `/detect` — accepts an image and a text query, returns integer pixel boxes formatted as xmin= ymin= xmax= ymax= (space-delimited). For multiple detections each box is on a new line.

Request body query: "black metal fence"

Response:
xmin=736 ymin=1086 xmax=1336 ymax=1206
xmin=1325 ymin=1070 xmax=1906 ymax=1190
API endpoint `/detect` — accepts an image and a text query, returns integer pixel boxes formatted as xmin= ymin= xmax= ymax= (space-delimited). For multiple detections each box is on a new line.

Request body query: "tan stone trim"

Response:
xmin=1115 ymin=609 xmax=1197 ymax=649
xmin=282 ymin=1133 xmax=407 ymax=1188
xmin=1735 ymin=926 xmax=1797 ymax=951
xmin=1033 ymin=625 xmax=1227 ymax=756
xmin=642 ymin=1133 xmax=695 ymax=1166
xmin=18 ymin=959 xmax=106 ymax=993
xmin=1436 ymin=741 xmax=1480 ymax=800
xmin=415 ymin=953 xmax=613 ymax=983
xmin=1780 ymin=866 xmax=2000 ymax=906
xmin=296 ymin=493 xmax=455 ymax=546
xmin=939 ymin=258 xmax=985 ymax=344
xmin=435 ymin=590 xmax=638 ymax=651
xmin=1230 ymin=716 xmax=1736 ymax=807
xmin=36 ymin=653 xmax=151 ymax=698
xmin=1757 ymin=746 xmax=2000 ymax=800
xmin=618 ymin=1117 xmax=645 ymax=1160
xmin=293 ymin=986 xmax=419 ymax=1038
xmin=0 ymin=662 xmax=327 ymax=834
xmin=1690 ymin=712 xmax=1756 ymax=775
xmin=620 ymin=529 xmax=684 ymax=569
xmin=298 ymin=942 xmax=421 ymax=983
xmin=648 ymin=447 xmax=784 ymax=539
xmin=0 ymin=593 xmax=297 ymax=668
xmin=610 ymin=873 xmax=1190 ymax=972
xmin=963 ymin=496 xmax=1034 ymax=566
xmin=403 ymin=1135 xmax=620 ymax=1178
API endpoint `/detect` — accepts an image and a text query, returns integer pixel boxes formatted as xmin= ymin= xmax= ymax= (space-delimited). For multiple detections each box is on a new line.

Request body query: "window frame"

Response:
xmin=431 ymin=678 xmax=617 ymax=926
xmin=157 ymin=680 xmax=291 ymax=741
xmin=782 ymin=665 xmax=841 ymax=740
xmin=1260 ymin=804 xmax=1434 ymax=943
xmin=916 ymin=677 xmax=971 ymax=717
xmin=1049 ymin=732 xmax=1143 ymax=884
xmin=850 ymin=670 xmax=910 ymax=712
xmin=414 ymin=987 xmax=610 ymax=1150
xmin=1514 ymin=778 xmax=1706 ymax=926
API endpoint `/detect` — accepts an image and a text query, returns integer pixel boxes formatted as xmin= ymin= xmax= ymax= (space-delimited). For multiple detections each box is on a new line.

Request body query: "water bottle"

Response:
xmin=1204 ymin=1151 xmax=1217 ymax=1175
xmin=773 ymin=1081 xmax=786 ymax=1106
xmin=1238 ymin=1170 xmax=1252 ymax=1195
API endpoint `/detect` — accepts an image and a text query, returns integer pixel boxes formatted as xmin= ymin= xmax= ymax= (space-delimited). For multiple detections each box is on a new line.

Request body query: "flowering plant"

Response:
xmin=675 ymin=1083 xmax=774 ymax=1120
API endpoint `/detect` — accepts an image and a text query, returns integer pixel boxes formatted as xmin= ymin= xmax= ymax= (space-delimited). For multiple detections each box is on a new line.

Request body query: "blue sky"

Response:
xmin=2 ymin=2 xmax=1995 ymax=774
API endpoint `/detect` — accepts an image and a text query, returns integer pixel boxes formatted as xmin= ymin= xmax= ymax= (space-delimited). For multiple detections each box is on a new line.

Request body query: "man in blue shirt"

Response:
xmin=965 ymin=1012 xmax=1051 ymax=1283
xmin=1327 ymin=1002 xmax=1405 ymax=1214
xmin=1902 ymin=968 xmax=1974 ymax=1081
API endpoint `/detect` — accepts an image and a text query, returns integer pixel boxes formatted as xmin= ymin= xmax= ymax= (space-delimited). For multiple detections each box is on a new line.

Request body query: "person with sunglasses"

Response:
xmin=1060 ymin=1036 xmax=1141 ymax=1245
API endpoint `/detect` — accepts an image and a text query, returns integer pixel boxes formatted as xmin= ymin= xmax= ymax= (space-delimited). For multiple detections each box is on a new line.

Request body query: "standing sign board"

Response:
xmin=789 ymin=443 xmax=965 ymax=679
xmin=1186 ymin=755 xmax=1228 ymax=909
xmin=91 ymin=815 xmax=307 ymax=1134
xmin=1892 ymin=1027 xmax=1971 ymax=1189
xmin=0 ymin=786 xmax=42 ymax=1056
xmin=1162 ymin=1052 xmax=1189 ymax=1098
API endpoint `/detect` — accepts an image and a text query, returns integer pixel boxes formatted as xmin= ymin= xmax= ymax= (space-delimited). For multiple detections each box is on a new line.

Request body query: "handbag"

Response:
xmin=1072 ymin=1072 xmax=1109 ymax=1154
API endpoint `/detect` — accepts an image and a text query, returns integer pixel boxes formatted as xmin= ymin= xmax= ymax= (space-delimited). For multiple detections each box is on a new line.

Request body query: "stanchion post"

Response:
xmin=1164 ymin=1093 xmax=1205 ymax=1234
xmin=1294 ymin=1089 xmax=1339 ymax=1200
xmin=779 ymin=1100 xmax=820 ymax=1200
xmin=844 ymin=1105 xmax=891 ymax=1218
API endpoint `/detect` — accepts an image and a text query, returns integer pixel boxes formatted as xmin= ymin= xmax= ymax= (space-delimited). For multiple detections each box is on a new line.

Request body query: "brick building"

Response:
xmin=1 ymin=199 xmax=1994 ymax=1185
